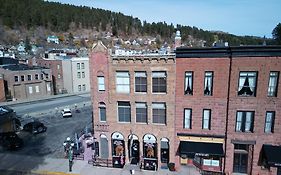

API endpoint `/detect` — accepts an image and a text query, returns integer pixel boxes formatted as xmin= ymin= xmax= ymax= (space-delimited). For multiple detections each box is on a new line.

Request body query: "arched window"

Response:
xmin=143 ymin=134 xmax=158 ymax=171
xmin=112 ymin=132 xmax=125 ymax=168
xmin=100 ymin=134 xmax=109 ymax=159
xmin=99 ymin=102 xmax=106 ymax=122
xmin=160 ymin=138 xmax=169 ymax=163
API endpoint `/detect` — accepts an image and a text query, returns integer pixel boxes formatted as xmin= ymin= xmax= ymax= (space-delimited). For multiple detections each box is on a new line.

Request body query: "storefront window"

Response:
xmin=112 ymin=132 xmax=125 ymax=168
xmin=143 ymin=134 xmax=158 ymax=171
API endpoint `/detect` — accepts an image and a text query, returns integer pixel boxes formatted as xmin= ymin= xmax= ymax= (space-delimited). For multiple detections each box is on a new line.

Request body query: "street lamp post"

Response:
xmin=63 ymin=137 xmax=74 ymax=172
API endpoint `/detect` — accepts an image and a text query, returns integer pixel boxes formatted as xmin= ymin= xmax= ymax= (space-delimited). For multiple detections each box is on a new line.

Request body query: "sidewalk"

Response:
xmin=0 ymin=153 xmax=201 ymax=175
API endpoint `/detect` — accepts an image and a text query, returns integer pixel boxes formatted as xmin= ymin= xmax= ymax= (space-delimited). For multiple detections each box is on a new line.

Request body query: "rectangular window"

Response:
xmin=118 ymin=102 xmax=131 ymax=122
xmin=35 ymin=74 xmax=39 ymax=80
xmin=152 ymin=71 xmax=167 ymax=93
xmin=28 ymin=86 xmax=33 ymax=94
xmin=82 ymin=72 xmax=85 ymax=78
xmin=14 ymin=76 xmax=19 ymax=82
xmin=236 ymin=111 xmax=254 ymax=132
xmin=77 ymin=72 xmax=81 ymax=78
xmin=98 ymin=76 xmax=105 ymax=91
xmin=136 ymin=102 xmax=147 ymax=123
xmin=116 ymin=71 xmax=130 ymax=93
xmin=238 ymin=72 xmax=257 ymax=96
xmin=77 ymin=63 xmax=80 ymax=70
xmin=82 ymin=84 xmax=86 ymax=91
xmin=184 ymin=109 xmax=192 ymax=129
xmin=135 ymin=72 xmax=147 ymax=93
xmin=35 ymin=86 xmax=39 ymax=93
xmin=268 ymin=72 xmax=279 ymax=97
xmin=152 ymin=102 xmax=166 ymax=124
xmin=264 ymin=111 xmax=275 ymax=133
xmin=81 ymin=63 xmax=85 ymax=69
xmin=21 ymin=75 xmax=25 ymax=81
xmin=28 ymin=75 xmax=32 ymax=81
xmin=99 ymin=104 xmax=106 ymax=122
xmin=58 ymin=74 xmax=61 ymax=79
xmin=41 ymin=74 xmax=44 ymax=80
xmin=57 ymin=64 xmax=60 ymax=70
xmin=78 ymin=85 xmax=81 ymax=91
xmin=203 ymin=109 xmax=211 ymax=129
xmin=204 ymin=72 xmax=213 ymax=96
xmin=184 ymin=72 xmax=193 ymax=95
xmin=45 ymin=74 xmax=49 ymax=79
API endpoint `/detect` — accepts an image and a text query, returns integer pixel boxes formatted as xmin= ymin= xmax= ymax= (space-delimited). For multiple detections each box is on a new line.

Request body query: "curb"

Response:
xmin=32 ymin=170 xmax=80 ymax=175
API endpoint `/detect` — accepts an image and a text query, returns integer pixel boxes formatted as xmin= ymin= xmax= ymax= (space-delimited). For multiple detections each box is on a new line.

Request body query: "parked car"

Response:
xmin=0 ymin=132 xmax=23 ymax=150
xmin=23 ymin=121 xmax=47 ymax=134
xmin=62 ymin=108 xmax=72 ymax=118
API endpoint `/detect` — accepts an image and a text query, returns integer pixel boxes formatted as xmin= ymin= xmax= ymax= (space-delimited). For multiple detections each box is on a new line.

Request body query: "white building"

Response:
xmin=62 ymin=57 xmax=90 ymax=94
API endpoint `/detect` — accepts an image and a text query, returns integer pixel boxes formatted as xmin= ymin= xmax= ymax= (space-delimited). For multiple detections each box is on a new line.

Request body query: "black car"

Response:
xmin=23 ymin=121 xmax=47 ymax=134
xmin=1 ymin=132 xmax=23 ymax=150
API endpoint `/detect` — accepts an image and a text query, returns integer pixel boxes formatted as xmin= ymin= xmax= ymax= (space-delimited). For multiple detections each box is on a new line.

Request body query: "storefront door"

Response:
xmin=277 ymin=167 xmax=281 ymax=175
xmin=129 ymin=139 xmax=140 ymax=164
xmin=233 ymin=153 xmax=248 ymax=173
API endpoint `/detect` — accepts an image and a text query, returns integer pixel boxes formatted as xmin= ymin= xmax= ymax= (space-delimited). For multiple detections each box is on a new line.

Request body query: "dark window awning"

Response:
xmin=179 ymin=141 xmax=224 ymax=157
xmin=260 ymin=145 xmax=281 ymax=167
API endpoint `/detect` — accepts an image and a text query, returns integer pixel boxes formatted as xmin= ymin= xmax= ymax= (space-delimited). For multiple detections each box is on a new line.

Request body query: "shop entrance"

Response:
xmin=160 ymin=138 xmax=169 ymax=164
xmin=128 ymin=134 xmax=140 ymax=165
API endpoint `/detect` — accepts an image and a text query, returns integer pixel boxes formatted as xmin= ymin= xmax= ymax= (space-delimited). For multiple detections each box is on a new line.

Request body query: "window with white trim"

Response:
xmin=135 ymin=72 xmax=147 ymax=93
xmin=184 ymin=109 xmax=192 ymax=129
xmin=204 ymin=72 xmax=213 ymax=96
xmin=152 ymin=71 xmax=167 ymax=93
xmin=98 ymin=76 xmax=105 ymax=91
xmin=202 ymin=109 xmax=211 ymax=129
xmin=236 ymin=111 xmax=254 ymax=132
xmin=238 ymin=72 xmax=257 ymax=96
xmin=184 ymin=72 xmax=193 ymax=95
xmin=268 ymin=72 xmax=279 ymax=97
xmin=136 ymin=102 xmax=147 ymax=123
xmin=152 ymin=102 xmax=166 ymax=124
xmin=118 ymin=101 xmax=131 ymax=122
xmin=99 ymin=102 xmax=106 ymax=122
xmin=264 ymin=111 xmax=275 ymax=133
xmin=116 ymin=71 xmax=130 ymax=93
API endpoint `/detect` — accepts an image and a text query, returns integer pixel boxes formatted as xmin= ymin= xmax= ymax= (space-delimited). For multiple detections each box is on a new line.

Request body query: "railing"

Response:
xmin=88 ymin=156 xmax=112 ymax=167
xmin=73 ymin=153 xmax=84 ymax=160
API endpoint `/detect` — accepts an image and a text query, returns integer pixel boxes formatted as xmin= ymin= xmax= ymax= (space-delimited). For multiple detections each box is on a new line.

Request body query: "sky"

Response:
xmin=47 ymin=0 xmax=281 ymax=38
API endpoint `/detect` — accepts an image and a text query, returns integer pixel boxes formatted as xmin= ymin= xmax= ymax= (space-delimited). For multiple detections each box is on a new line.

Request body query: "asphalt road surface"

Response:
xmin=2 ymin=100 xmax=93 ymax=159
xmin=8 ymin=93 xmax=91 ymax=116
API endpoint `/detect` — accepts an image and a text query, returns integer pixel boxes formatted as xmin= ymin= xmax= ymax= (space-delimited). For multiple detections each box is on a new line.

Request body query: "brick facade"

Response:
xmin=90 ymin=41 xmax=176 ymax=169
xmin=90 ymin=43 xmax=281 ymax=174
xmin=176 ymin=46 xmax=281 ymax=175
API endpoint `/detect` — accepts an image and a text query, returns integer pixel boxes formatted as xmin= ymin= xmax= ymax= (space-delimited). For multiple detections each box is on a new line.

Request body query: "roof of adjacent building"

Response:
xmin=0 ymin=64 xmax=47 ymax=71
xmin=175 ymin=45 xmax=281 ymax=58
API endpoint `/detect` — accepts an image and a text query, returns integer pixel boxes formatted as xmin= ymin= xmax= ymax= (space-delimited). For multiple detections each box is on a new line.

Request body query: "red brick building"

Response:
xmin=175 ymin=46 xmax=281 ymax=175
xmin=90 ymin=41 xmax=176 ymax=170
xmin=30 ymin=58 xmax=65 ymax=94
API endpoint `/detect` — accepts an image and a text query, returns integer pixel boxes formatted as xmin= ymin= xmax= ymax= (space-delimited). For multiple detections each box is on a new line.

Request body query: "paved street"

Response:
xmin=16 ymin=106 xmax=92 ymax=158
